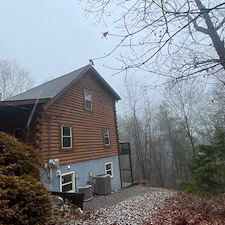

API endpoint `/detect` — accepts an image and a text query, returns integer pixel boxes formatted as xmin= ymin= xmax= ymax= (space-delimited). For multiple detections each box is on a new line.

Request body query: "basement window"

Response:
xmin=60 ymin=172 xmax=75 ymax=192
xmin=105 ymin=162 xmax=113 ymax=177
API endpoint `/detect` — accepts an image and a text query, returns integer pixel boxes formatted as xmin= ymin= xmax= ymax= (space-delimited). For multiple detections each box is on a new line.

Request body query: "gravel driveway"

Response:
xmin=83 ymin=185 xmax=168 ymax=211
xmin=74 ymin=185 xmax=173 ymax=225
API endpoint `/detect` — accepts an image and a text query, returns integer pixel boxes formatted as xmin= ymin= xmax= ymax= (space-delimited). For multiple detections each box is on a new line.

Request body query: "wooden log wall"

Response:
xmin=39 ymin=72 xmax=120 ymax=165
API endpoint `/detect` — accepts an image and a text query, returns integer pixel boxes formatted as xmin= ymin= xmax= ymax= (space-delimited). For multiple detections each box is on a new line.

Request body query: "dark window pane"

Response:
xmin=106 ymin=164 xmax=111 ymax=170
xmin=62 ymin=174 xmax=72 ymax=184
xmin=63 ymin=137 xmax=71 ymax=148
xmin=105 ymin=138 xmax=109 ymax=145
xmin=85 ymin=100 xmax=92 ymax=109
xmin=62 ymin=183 xmax=73 ymax=192
xmin=63 ymin=126 xmax=71 ymax=136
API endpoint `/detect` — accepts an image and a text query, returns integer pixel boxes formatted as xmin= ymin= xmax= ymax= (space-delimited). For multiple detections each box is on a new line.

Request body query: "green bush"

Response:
xmin=0 ymin=174 xmax=52 ymax=225
xmin=0 ymin=131 xmax=40 ymax=178
xmin=0 ymin=132 xmax=52 ymax=225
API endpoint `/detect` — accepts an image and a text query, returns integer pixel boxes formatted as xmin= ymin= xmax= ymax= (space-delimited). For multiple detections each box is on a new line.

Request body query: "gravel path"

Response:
xmin=83 ymin=185 xmax=168 ymax=211
xmin=73 ymin=185 xmax=173 ymax=225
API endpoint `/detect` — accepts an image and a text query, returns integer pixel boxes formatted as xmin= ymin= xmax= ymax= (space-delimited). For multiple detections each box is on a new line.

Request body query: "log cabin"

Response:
xmin=0 ymin=65 xmax=122 ymax=194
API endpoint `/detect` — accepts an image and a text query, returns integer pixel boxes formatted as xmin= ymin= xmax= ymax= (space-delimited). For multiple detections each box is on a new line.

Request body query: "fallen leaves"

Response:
xmin=143 ymin=192 xmax=225 ymax=225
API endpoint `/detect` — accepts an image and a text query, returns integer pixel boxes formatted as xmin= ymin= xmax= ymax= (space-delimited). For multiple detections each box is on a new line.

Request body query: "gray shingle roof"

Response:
xmin=6 ymin=65 xmax=90 ymax=101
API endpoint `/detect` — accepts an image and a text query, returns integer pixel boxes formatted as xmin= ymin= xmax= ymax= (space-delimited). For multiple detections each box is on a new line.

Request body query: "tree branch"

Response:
xmin=194 ymin=58 xmax=221 ymax=67
xmin=215 ymin=17 xmax=225 ymax=30
xmin=187 ymin=14 xmax=208 ymax=34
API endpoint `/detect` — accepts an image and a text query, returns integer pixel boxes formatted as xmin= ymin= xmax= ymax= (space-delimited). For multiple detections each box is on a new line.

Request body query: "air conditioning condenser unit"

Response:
xmin=78 ymin=184 xmax=93 ymax=201
xmin=93 ymin=174 xmax=111 ymax=195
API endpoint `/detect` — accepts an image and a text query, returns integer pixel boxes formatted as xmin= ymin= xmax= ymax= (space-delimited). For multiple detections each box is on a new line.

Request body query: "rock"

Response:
xmin=52 ymin=195 xmax=64 ymax=205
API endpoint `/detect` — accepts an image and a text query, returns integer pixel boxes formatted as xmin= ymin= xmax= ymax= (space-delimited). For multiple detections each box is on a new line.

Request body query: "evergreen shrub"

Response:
xmin=0 ymin=131 xmax=52 ymax=225
xmin=182 ymin=129 xmax=225 ymax=198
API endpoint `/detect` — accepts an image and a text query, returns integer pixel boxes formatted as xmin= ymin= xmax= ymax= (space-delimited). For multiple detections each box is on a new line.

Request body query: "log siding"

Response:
xmin=39 ymin=72 xmax=119 ymax=165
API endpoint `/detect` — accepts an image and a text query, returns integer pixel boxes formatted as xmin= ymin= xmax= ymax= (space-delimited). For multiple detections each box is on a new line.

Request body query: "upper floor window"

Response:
xmin=61 ymin=125 xmax=72 ymax=149
xmin=84 ymin=90 xmax=92 ymax=111
xmin=103 ymin=129 xmax=110 ymax=146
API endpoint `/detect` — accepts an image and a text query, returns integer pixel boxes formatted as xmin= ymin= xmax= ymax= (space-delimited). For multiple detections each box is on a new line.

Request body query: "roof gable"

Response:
xmin=3 ymin=65 xmax=120 ymax=109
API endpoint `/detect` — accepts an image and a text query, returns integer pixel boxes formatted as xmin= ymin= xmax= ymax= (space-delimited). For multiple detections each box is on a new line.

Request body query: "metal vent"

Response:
xmin=78 ymin=185 xmax=93 ymax=201
xmin=93 ymin=174 xmax=111 ymax=195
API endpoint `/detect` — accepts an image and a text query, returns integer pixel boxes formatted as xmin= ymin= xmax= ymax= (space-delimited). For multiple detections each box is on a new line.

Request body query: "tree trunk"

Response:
xmin=195 ymin=0 xmax=225 ymax=70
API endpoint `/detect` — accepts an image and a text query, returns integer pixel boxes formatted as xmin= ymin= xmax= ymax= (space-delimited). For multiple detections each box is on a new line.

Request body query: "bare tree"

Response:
xmin=0 ymin=60 xmax=34 ymax=100
xmin=120 ymin=75 xmax=156 ymax=182
xmin=85 ymin=0 xmax=225 ymax=85
xmin=164 ymin=82 xmax=202 ymax=155
xmin=155 ymin=104 xmax=188 ymax=188
xmin=118 ymin=76 xmax=212 ymax=187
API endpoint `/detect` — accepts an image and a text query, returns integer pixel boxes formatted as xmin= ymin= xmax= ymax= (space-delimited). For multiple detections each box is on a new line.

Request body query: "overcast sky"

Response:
xmin=0 ymin=0 xmax=125 ymax=95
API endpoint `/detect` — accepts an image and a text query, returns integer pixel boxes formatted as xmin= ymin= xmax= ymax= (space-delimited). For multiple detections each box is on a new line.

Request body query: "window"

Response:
xmin=105 ymin=162 xmax=113 ymax=177
xmin=60 ymin=172 xmax=75 ymax=192
xmin=84 ymin=90 xmax=92 ymax=111
xmin=14 ymin=128 xmax=22 ymax=140
xmin=103 ymin=129 xmax=110 ymax=146
xmin=61 ymin=125 xmax=72 ymax=149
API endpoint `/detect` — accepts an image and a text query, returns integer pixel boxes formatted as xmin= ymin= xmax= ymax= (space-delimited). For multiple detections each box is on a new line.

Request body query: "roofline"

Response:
xmin=42 ymin=65 xmax=91 ymax=110
xmin=0 ymin=65 xmax=121 ymax=111
xmin=0 ymin=98 xmax=49 ymax=107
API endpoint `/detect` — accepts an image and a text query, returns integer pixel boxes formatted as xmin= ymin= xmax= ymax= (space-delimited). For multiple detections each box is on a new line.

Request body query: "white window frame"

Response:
xmin=60 ymin=171 xmax=75 ymax=192
xmin=105 ymin=162 xmax=113 ymax=178
xmin=103 ymin=129 xmax=110 ymax=146
xmin=61 ymin=125 xmax=72 ymax=149
xmin=84 ymin=90 xmax=92 ymax=111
